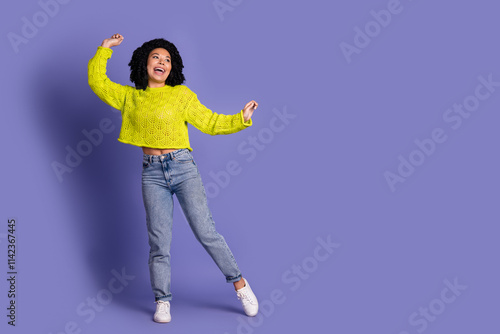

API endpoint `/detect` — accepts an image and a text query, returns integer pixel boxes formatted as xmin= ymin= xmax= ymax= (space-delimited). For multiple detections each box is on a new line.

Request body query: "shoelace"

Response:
xmin=237 ymin=290 xmax=255 ymax=305
xmin=156 ymin=300 xmax=170 ymax=313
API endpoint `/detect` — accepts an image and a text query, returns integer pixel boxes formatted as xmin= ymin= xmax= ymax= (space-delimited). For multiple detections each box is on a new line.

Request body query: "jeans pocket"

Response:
xmin=142 ymin=161 xmax=150 ymax=169
xmin=173 ymin=152 xmax=194 ymax=164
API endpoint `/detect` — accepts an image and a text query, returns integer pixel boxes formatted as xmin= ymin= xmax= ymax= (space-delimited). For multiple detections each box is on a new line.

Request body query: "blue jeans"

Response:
xmin=141 ymin=148 xmax=242 ymax=302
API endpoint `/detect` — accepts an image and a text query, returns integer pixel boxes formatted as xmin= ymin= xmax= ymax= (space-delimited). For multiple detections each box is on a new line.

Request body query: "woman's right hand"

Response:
xmin=101 ymin=34 xmax=124 ymax=48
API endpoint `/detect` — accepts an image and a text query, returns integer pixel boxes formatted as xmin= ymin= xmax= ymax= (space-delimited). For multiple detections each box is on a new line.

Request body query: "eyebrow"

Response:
xmin=152 ymin=53 xmax=170 ymax=58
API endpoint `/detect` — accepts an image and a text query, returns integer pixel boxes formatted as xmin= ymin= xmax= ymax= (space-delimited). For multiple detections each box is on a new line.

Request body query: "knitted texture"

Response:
xmin=88 ymin=46 xmax=252 ymax=150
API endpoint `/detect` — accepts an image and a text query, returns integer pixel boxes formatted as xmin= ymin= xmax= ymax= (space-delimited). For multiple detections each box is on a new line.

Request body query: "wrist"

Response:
xmin=241 ymin=110 xmax=252 ymax=125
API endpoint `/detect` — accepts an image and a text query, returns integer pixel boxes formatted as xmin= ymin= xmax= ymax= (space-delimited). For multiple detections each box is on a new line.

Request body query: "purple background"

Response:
xmin=1 ymin=0 xmax=499 ymax=333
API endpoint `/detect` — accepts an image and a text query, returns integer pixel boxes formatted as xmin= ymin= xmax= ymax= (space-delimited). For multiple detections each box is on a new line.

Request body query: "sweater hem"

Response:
xmin=117 ymin=138 xmax=193 ymax=151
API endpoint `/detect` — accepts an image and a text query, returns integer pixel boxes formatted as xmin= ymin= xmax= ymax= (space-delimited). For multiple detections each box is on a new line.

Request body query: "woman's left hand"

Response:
xmin=242 ymin=100 xmax=258 ymax=122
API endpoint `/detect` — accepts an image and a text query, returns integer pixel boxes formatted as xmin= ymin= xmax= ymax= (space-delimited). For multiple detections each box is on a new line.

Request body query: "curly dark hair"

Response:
xmin=128 ymin=38 xmax=185 ymax=90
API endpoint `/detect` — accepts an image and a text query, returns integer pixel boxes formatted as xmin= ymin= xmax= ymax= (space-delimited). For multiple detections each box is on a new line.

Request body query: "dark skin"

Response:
xmin=100 ymin=33 xmax=255 ymax=291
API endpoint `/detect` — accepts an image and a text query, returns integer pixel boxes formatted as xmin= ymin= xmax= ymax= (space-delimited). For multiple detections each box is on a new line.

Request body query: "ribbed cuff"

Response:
xmin=97 ymin=46 xmax=113 ymax=57
xmin=240 ymin=110 xmax=252 ymax=127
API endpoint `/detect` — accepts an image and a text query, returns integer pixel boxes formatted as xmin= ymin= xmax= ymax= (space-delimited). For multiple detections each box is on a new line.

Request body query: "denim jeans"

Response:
xmin=141 ymin=148 xmax=242 ymax=302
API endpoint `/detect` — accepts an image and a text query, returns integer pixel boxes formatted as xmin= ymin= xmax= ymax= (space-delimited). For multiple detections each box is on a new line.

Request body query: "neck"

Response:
xmin=148 ymin=81 xmax=165 ymax=88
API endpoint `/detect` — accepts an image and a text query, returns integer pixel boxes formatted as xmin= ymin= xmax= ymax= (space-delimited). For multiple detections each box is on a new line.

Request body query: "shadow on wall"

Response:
xmin=32 ymin=42 xmax=150 ymax=313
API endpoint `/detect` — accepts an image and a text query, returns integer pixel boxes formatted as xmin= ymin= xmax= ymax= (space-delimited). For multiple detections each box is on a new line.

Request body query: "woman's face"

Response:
xmin=147 ymin=48 xmax=172 ymax=88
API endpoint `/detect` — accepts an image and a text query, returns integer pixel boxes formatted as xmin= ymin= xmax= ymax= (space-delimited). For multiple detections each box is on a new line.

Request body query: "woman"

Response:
xmin=88 ymin=33 xmax=259 ymax=323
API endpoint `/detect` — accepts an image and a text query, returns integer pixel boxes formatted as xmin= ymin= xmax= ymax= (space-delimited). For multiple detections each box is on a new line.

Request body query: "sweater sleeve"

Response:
xmin=184 ymin=89 xmax=252 ymax=135
xmin=88 ymin=46 xmax=128 ymax=110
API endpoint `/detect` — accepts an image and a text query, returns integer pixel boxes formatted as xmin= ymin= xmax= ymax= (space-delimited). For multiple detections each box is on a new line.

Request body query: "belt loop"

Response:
xmin=149 ymin=155 xmax=152 ymax=164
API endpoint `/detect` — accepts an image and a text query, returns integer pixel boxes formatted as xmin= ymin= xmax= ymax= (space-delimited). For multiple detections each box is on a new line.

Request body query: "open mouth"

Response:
xmin=154 ymin=67 xmax=166 ymax=75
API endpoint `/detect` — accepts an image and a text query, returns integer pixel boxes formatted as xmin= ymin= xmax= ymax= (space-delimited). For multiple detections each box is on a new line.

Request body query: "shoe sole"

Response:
xmin=154 ymin=318 xmax=171 ymax=323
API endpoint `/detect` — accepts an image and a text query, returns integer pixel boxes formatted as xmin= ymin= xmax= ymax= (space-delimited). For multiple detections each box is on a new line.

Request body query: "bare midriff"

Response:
xmin=142 ymin=147 xmax=181 ymax=155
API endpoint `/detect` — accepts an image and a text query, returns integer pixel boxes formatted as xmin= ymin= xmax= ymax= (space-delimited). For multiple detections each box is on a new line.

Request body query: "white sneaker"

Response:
xmin=236 ymin=278 xmax=259 ymax=316
xmin=153 ymin=300 xmax=171 ymax=323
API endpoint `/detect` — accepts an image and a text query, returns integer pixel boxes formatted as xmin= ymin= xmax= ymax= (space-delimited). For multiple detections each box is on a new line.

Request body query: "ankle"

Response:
xmin=233 ymin=277 xmax=246 ymax=290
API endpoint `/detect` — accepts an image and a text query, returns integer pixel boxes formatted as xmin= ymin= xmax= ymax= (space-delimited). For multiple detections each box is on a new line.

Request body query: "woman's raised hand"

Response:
xmin=242 ymin=100 xmax=258 ymax=122
xmin=101 ymin=34 xmax=124 ymax=49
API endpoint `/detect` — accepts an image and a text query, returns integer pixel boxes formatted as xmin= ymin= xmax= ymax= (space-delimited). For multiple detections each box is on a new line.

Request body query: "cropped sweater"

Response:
xmin=87 ymin=46 xmax=252 ymax=151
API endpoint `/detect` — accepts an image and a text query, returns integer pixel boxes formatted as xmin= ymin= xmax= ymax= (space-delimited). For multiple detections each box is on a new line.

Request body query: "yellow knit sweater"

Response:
xmin=87 ymin=46 xmax=252 ymax=151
